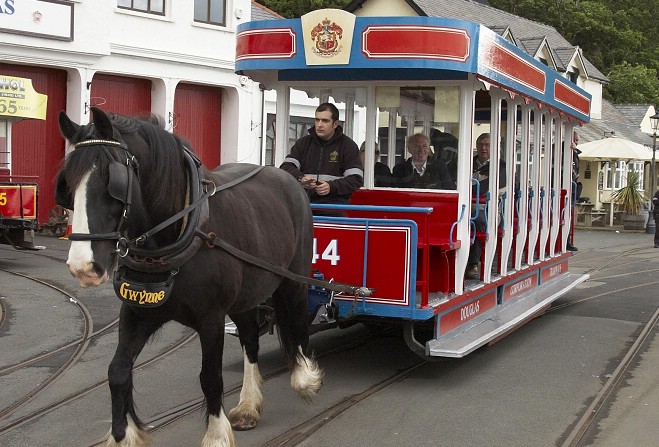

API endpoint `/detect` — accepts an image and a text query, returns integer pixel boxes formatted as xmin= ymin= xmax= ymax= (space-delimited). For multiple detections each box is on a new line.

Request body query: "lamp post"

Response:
xmin=646 ymin=110 xmax=659 ymax=234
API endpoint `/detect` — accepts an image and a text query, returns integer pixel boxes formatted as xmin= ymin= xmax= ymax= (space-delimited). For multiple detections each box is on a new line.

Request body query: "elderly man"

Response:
xmin=392 ymin=133 xmax=455 ymax=189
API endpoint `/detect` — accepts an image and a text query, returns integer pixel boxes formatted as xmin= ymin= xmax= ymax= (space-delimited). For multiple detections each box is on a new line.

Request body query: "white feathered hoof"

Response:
xmin=105 ymin=416 xmax=151 ymax=447
xmin=201 ymin=410 xmax=236 ymax=447
xmin=290 ymin=350 xmax=324 ymax=403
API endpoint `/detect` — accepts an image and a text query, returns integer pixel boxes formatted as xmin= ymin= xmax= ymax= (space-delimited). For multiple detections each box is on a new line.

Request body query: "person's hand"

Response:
xmin=300 ymin=176 xmax=317 ymax=190
xmin=314 ymin=181 xmax=331 ymax=196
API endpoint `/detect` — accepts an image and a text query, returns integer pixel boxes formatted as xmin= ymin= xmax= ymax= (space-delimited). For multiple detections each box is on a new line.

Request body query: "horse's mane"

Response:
xmin=62 ymin=112 xmax=189 ymax=218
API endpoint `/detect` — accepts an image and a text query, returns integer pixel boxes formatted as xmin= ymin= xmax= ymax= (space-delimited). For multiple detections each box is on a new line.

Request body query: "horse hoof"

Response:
xmin=230 ymin=415 xmax=258 ymax=431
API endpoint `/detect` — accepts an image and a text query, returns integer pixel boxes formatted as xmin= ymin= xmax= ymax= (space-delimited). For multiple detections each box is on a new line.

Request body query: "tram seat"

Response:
xmin=348 ymin=189 xmax=460 ymax=297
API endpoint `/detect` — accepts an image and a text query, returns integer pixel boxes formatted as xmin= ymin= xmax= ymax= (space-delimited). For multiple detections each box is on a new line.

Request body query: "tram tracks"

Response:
xmin=80 ymin=326 xmax=407 ymax=447
xmin=561 ymin=305 xmax=659 ymax=447
xmin=0 ymin=268 xmax=94 ymax=421
xmin=0 ymin=267 xmax=200 ymax=437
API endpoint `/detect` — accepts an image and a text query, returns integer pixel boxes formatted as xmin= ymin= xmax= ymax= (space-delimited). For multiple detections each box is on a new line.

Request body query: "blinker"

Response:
xmin=108 ymin=161 xmax=130 ymax=203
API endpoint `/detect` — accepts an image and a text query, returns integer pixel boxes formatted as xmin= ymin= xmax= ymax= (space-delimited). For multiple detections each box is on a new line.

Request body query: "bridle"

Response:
xmin=64 ymin=137 xmax=265 ymax=272
xmin=67 ymin=139 xmax=139 ymax=247
xmin=66 ymin=138 xmax=215 ymax=257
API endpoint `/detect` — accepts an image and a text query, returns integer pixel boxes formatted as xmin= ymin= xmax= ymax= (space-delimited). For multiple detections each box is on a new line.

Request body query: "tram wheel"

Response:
xmin=48 ymin=206 xmax=68 ymax=237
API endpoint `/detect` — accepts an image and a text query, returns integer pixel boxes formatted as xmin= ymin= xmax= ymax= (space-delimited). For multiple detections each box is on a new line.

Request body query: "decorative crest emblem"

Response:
xmin=310 ymin=18 xmax=343 ymax=57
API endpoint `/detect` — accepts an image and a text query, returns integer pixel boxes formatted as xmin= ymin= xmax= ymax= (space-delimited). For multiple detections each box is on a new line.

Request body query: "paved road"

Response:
xmin=0 ymin=228 xmax=657 ymax=447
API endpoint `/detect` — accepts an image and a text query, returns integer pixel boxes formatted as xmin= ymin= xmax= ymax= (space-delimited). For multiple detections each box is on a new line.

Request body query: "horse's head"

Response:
xmin=56 ymin=107 xmax=144 ymax=287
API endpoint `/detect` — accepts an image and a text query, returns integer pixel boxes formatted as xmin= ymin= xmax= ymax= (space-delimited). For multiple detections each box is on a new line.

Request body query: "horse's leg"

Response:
xmin=272 ymin=279 xmax=323 ymax=401
xmin=107 ymin=307 xmax=166 ymax=447
xmin=198 ymin=317 xmax=235 ymax=447
xmin=226 ymin=308 xmax=264 ymax=430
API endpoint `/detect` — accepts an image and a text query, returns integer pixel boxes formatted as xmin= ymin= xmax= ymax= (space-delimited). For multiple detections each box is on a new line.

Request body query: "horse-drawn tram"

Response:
xmin=0 ymin=172 xmax=38 ymax=250
xmin=236 ymin=9 xmax=591 ymax=358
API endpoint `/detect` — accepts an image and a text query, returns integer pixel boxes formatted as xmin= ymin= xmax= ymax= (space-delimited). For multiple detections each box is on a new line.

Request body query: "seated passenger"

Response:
xmin=360 ymin=142 xmax=395 ymax=187
xmin=466 ymin=132 xmax=506 ymax=280
xmin=392 ymin=134 xmax=455 ymax=189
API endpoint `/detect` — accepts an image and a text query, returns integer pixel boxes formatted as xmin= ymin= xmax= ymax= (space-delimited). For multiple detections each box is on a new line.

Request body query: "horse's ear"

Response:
xmin=58 ymin=111 xmax=79 ymax=140
xmin=90 ymin=107 xmax=115 ymax=140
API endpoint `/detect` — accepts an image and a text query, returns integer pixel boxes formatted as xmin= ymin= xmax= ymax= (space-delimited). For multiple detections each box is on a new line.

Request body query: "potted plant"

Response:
xmin=611 ymin=169 xmax=647 ymax=230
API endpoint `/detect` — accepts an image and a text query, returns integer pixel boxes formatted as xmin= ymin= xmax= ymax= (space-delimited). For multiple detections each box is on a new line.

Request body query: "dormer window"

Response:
xmin=538 ymin=57 xmax=548 ymax=66
xmin=568 ymin=68 xmax=580 ymax=84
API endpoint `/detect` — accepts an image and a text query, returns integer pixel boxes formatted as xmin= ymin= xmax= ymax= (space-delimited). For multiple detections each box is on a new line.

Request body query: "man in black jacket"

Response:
xmin=392 ymin=133 xmax=455 ymax=190
xmin=280 ymin=103 xmax=363 ymax=207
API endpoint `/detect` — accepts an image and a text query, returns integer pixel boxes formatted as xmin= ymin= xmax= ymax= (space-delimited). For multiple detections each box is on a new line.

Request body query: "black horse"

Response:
xmin=56 ymin=107 xmax=322 ymax=447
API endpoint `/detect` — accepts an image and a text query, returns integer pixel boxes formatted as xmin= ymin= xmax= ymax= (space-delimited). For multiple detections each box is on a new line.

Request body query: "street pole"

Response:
xmin=646 ymin=112 xmax=659 ymax=233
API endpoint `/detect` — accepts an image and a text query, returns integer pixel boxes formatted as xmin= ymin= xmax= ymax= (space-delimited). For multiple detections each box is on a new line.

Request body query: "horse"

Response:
xmin=55 ymin=107 xmax=323 ymax=447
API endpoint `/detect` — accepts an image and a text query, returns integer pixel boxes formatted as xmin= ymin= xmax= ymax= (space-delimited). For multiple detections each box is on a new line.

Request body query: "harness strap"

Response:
xmin=198 ymin=231 xmax=372 ymax=297
xmin=129 ymin=165 xmax=266 ymax=246
xmin=69 ymin=231 xmax=121 ymax=241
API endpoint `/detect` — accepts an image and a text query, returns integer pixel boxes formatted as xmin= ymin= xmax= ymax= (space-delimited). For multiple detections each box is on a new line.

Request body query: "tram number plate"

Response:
xmin=0 ymin=185 xmax=37 ymax=219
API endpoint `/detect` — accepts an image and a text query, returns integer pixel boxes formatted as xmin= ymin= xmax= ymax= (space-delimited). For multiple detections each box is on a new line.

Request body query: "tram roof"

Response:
xmin=236 ymin=11 xmax=591 ymax=123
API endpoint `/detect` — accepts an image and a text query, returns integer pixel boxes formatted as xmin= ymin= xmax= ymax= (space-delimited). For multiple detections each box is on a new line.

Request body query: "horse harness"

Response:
xmin=60 ymin=138 xmax=370 ymax=308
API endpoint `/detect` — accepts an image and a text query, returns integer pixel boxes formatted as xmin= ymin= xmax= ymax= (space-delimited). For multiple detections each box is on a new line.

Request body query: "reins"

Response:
xmin=116 ymin=165 xmax=265 ymax=256
xmin=198 ymin=232 xmax=372 ymax=297
xmin=66 ymin=138 xmax=371 ymax=297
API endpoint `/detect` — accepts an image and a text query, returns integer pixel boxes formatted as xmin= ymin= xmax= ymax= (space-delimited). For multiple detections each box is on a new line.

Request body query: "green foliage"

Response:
xmin=611 ymin=169 xmax=646 ymax=215
xmin=605 ymin=63 xmax=659 ymax=105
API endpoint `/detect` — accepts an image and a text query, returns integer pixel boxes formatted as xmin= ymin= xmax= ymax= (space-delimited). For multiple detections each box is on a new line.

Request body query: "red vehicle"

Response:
xmin=234 ymin=9 xmax=590 ymax=359
xmin=0 ymin=170 xmax=38 ymax=249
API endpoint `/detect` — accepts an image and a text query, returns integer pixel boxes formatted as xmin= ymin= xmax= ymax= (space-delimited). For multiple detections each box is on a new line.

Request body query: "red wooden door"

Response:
xmin=90 ymin=74 xmax=152 ymax=116
xmin=0 ymin=63 xmax=67 ymax=224
xmin=173 ymin=83 xmax=222 ymax=169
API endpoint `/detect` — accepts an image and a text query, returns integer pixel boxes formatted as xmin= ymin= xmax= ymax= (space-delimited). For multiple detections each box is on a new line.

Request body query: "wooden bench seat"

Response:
xmin=348 ymin=189 xmax=460 ymax=299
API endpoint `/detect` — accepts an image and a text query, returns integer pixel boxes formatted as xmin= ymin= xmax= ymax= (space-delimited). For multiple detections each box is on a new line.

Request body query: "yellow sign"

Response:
xmin=0 ymin=75 xmax=48 ymax=120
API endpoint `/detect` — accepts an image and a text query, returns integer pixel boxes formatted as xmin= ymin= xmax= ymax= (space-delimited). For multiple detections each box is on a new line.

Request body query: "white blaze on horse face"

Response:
xmin=67 ymin=169 xmax=108 ymax=287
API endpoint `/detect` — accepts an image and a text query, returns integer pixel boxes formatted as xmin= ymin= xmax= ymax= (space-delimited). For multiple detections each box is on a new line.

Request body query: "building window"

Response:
xmin=568 ymin=68 xmax=580 ymax=84
xmin=194 ymin=0 xmax=225 ymax=26
xmin=0 ymin=120 xmax=9 ymax=172
xmin=117 ymin=0 xmax=165 ymax=15
xmin=265 ymin=114 xmax=314 ymax=166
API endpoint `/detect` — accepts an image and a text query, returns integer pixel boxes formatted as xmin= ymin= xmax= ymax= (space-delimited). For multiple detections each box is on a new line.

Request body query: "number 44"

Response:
xmin=312 ymin=239 xmax=340 ymax=265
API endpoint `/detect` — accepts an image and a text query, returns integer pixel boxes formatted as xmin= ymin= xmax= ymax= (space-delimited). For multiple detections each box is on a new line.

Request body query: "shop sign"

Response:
xmin=0 ymin=75 xmax=48 ymax=120
xmin=0 ymin=0 xmax=73 ymax=41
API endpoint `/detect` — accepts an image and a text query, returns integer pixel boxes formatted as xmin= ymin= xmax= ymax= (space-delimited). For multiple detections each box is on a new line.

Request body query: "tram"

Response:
xmin=235 ymin=9 xmax=590 ymax=358
xmin=0 ymin=171 xmax=38 ymax=250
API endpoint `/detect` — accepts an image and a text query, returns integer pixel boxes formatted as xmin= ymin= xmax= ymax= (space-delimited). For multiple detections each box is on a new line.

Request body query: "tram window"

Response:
xmin=376 ymin=85 xmax=460 ymax=190
xmin=0 ymin=120 xmax=8 ymax=171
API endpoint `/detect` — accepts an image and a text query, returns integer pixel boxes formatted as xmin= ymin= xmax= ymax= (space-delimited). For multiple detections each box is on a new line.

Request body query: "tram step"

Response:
xmin=427 ymin=272 xmax=589 ymax=358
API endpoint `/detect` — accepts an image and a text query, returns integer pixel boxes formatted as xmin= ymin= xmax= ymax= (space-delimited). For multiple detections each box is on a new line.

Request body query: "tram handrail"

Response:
xmin=528 ymin=187 xmax=534 ymax=232
xmin=514 ymin=189 xmax=521 ymax=233
xmin=449 ymin=204 xmax=466 ymax=249
xmin=310 ymin=203 xmax=434 ymax=214
xmin=549 ymin=188 xmax=555 ymax=222
xmin=499 ymin=191 xmax=506 ymax=235
xmin=469 ymin=178 xmax=481 ymax=244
